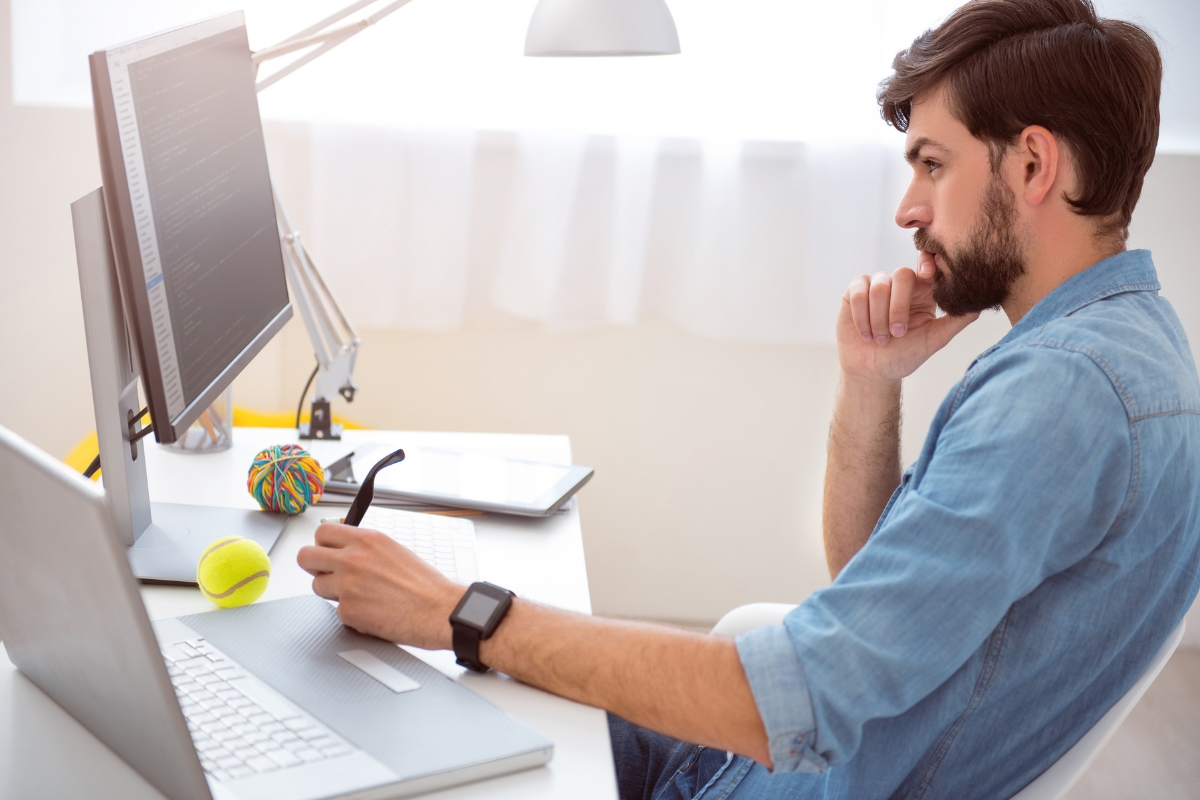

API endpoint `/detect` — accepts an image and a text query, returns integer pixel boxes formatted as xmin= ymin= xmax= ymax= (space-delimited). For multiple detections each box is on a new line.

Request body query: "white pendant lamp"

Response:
xmin=524 ymin=0 xmax=681 ymax=57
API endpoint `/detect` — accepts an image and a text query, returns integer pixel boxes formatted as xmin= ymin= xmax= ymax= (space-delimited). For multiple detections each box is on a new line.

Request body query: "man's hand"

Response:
xmin=296 ymin=523 xmax=773 ymax=767
xmin=837 ymin=254 xmax=978 ymax=385
xmin=824 ymin=254 xmax=978 ymax=578
xmin=297 ymin=523 xmax=462 ymax=650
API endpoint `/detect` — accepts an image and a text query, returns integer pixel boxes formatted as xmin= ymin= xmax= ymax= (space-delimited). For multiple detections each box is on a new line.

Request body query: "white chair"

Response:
xmin=711 ymin=605 xmax=1186 ymax=800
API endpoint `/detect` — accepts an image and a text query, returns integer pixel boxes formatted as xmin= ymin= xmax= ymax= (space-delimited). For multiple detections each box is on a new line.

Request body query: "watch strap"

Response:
xmin=452 ymin=623 xmax=487 ymax=673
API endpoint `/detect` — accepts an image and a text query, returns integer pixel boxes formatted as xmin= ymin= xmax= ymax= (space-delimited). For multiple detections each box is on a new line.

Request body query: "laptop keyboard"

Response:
xmin=164 ymin=638 xmax=353 ymax=782
xmin=357 ymin=507 xmax=479 ymax=584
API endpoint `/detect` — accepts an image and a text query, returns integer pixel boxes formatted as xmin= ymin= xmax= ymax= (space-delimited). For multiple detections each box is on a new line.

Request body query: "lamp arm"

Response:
xmin=252 ymin=0 xmax=416 ymax=92
xmin=271 ymin=178 xmax=361 ymax=440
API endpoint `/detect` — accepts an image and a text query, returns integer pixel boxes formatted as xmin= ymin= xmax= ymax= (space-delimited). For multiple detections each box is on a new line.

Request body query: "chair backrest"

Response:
xmin=1009 ymin=619 xmax=1186 ymax=800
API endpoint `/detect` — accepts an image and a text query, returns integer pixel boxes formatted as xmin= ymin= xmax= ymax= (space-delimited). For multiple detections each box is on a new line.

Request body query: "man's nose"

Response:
xmin=895 ymin=181 xmax=931 ymax=230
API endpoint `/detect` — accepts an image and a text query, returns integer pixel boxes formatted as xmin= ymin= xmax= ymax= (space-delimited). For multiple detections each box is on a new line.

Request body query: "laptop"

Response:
xmin=0 ymin=424 xmax=553 ymax=800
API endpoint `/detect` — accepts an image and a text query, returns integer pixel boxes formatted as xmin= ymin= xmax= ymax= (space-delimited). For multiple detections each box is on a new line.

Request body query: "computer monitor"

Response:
xmin=70 ymin=12 xmax=291 ymax=582
xmin=90 ymin=12 xmax=291 ymax=445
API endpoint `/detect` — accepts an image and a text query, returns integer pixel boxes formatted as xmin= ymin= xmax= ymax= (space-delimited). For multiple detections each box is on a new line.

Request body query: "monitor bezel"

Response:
xmin=89 ymin=13 xmax=292 ymax=445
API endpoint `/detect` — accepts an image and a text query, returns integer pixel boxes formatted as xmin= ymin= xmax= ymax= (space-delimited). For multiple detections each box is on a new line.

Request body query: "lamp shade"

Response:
xmin=524 ymin=0 xmax=681 ymax=57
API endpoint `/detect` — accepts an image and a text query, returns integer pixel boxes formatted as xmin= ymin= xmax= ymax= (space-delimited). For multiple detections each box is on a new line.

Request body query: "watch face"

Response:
xmin=458 ymin=591 xmax=503 ymax=628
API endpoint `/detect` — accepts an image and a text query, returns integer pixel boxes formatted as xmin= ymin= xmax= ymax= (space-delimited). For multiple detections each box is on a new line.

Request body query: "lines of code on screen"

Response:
xmin=128 ymin=27 xmax=286 ymax=412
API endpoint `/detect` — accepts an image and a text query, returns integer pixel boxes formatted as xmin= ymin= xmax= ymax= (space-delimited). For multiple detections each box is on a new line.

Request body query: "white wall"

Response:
xmin=3 ymin=0 xmax=1199 ymax=639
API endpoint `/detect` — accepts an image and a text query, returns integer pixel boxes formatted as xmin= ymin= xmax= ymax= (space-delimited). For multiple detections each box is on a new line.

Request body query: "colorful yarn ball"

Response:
xmin=247 ymin=444 xmax=324 ymax=515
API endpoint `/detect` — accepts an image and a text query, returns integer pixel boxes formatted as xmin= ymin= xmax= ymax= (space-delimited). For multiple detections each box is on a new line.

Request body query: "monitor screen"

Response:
xmin=90 ymin=13 xmax=290 ymax=443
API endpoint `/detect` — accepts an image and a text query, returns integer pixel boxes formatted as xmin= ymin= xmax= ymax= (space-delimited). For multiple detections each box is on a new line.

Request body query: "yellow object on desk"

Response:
xmin=197 ymin=536 xmax=271 ymax=608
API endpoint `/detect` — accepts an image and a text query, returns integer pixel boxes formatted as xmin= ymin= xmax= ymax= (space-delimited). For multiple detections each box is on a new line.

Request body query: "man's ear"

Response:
xmin=1016 ymin=125 xmax=1059 ymax=207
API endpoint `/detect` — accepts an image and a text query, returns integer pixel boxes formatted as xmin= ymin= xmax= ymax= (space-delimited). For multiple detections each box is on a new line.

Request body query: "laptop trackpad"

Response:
xmin=338 ymin=650 xmax=420 ymax=693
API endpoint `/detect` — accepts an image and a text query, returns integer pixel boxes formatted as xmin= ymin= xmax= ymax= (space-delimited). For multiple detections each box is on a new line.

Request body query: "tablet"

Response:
xmin=322 ymin=445 xmax=594 ymax=517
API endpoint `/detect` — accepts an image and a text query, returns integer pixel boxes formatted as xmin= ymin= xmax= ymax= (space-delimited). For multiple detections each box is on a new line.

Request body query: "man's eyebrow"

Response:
xmin=904 ymin=137 xmax=945 ymax=164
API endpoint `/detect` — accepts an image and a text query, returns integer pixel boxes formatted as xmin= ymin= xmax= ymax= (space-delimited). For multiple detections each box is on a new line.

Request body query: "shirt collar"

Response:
xmin=1000 ymin=249 xmax=1160 ymax=345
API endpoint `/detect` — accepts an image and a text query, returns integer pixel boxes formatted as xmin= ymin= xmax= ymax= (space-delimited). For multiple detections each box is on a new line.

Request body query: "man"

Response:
xmin=298 ymin=0 xmax=1200 ymax=797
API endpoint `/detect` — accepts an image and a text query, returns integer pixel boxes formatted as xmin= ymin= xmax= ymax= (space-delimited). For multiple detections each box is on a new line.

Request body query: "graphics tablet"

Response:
xmin=322 ymin=445 xmax=593 ymax=517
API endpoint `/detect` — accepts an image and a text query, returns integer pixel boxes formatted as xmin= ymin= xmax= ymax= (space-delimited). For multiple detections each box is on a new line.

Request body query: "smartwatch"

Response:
xmin=450 ymin=581 xmax=516 ymax=673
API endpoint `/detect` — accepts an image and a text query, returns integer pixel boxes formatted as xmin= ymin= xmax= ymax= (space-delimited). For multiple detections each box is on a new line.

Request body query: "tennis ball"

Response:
xmin=197 ymin=536 xmax=271 ymax=608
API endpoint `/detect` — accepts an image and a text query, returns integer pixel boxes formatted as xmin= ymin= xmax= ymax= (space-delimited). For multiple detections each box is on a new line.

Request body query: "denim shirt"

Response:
xmin=736 ymin=250 xmax=1200 ymax=799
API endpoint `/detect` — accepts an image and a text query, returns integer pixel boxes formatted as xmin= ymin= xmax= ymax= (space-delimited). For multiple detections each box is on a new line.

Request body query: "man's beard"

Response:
xmin=913 ymin=177 xmax=1026 ymax=316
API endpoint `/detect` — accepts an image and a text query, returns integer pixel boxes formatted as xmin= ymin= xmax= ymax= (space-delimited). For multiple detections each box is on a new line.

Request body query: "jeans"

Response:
xmin=608 ymin=713 xmax=750 ymax=800
xmin=608 ymin=713 xmax=890 ymax=800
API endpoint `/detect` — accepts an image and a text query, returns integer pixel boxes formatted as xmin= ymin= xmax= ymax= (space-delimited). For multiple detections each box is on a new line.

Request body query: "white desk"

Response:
xmin=0 ymin=428 xmax=618 ymax=800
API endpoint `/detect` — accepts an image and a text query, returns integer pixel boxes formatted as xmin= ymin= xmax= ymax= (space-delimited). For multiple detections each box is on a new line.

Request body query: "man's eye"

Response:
xmin=924 ymin=160 xmax=940 ymax=174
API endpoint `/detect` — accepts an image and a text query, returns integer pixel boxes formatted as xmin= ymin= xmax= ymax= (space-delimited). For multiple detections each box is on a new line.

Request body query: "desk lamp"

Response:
xmin=249 ymin=0 xmax=680 ymax=440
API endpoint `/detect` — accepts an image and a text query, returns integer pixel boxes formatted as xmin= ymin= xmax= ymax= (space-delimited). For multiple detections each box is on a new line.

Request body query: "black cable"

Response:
xmin=83 ymin=455 xmax=101 ymax=479
xmin=81 ymin=407 xmax=152 ymax=479
xmin=130 ymin=423 xmax=156 ymax=444
xmin=296 ymin=361 xmax=320 ymax=430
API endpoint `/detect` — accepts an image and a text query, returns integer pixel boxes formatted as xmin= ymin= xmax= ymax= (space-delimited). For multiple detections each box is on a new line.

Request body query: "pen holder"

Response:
xmin=162 ymin=387 xmax=233 ymax=453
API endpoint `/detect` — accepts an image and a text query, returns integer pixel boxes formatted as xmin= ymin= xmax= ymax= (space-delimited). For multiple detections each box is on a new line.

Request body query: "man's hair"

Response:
xmin=878 ymin=0 xmax=1161 ymax=240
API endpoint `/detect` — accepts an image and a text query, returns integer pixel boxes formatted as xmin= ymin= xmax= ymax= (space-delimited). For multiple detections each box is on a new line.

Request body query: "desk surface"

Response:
xmin=0 ymin=428 xmax=618 ymax=800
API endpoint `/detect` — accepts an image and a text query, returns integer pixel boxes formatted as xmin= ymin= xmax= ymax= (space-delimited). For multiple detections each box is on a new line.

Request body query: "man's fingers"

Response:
xmin=917 ymin=251 xmax=937 ymax=281
xmin=846 ymin=275 xmax=873 ymax=342
xmin=868 ymin=273 xmax=893 ymax=344
xmin=297 ymin=544 xmax=340 ymax=576
xmin=889 ymin=268 xmax=916 ymax=337
xmin=314 ymin=522 xmax=359 ymax=548
xmin=311 ymin=573 xmax=340 ymax=601
xmin=924 ymin=311 xmax=980 ymax=352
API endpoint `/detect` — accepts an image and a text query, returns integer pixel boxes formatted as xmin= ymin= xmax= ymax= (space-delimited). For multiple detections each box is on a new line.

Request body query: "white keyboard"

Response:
xmin=164 ymin=638 xmax=353 ymax=782
xmin=356 ymin=507 xmax=479 ymax=584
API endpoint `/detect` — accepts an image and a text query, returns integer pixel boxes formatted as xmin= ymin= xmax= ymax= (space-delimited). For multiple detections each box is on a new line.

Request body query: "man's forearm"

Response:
xmin=823 ymin=375 xmax=903 ymax=578
xmin=477 ymin=600 xmax=772 ymax=767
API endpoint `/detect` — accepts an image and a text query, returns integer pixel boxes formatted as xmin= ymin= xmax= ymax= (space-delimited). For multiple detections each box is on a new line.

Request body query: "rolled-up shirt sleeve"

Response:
xmin=735 ymin=625 xmax=825 ymax=772
xmin=733 ymin=344 xmax=1132 ymax=773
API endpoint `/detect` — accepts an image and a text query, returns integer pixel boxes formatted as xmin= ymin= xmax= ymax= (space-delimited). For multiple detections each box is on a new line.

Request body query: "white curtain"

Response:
xmin=12 ymin=0 xmax=1197 ymax=344
xmin=305 ymin=128 xmax=918 ymax=345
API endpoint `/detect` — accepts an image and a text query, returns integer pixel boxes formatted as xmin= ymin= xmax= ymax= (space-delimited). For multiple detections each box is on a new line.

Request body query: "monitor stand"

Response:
xmin=72 ymin=188 xmax=287 ymax=584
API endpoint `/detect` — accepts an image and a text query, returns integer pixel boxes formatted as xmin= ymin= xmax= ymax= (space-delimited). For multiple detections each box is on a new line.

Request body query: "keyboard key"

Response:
xmin=261 ymin=722 xmax=286 ymax=735
xmin=254 ymin=740 xmax=282 ymax=754
xmin=228 ymin=766 xmax=255 ymax=780
xmin=320 ymin=744 xmax=353 ymax=759
xmin=246 ymin=756 xmax=278 ymax=774
xmin=266 ymin=749 xmax=302 ymax=768
xmin=296 ymin=748 xmax=325 ymax=763
xmin=298 ymin=728 xmax=327 ymax=741
xmin=211 ymin=769 xmax=229 ymax=782
xmin=282 ymin=738 xmax=308 ymax=753
xmin=242 ymin=731 xmax=269 ymax=745
xmin=281 ymin=717 xmax=310 ymax=731
xmin=216 ymin=756 xmax=241 ymax=770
